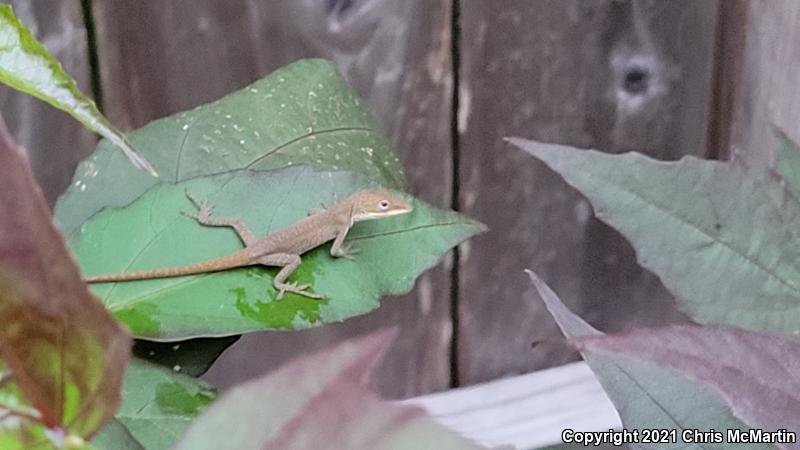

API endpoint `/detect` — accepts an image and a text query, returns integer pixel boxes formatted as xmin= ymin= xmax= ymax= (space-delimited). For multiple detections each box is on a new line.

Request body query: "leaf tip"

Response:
xmin=502 ymin=136 xmax=524 ymax=147
xmin=525 ymin=269 xmax=601 ymax=338
xmin=123 ymin=146 xmax=158 ymax=177
xmin=472 ymin=219 xmax=490 ymax=234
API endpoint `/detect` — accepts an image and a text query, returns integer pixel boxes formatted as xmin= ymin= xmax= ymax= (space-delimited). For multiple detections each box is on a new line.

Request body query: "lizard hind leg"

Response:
xmin=258 ymin=253 xmax=323 ymax=300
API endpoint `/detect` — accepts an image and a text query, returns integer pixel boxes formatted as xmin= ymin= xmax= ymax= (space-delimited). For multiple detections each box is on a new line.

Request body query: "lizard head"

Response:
xmin=347 ymin=189 xmax=413 ymax=222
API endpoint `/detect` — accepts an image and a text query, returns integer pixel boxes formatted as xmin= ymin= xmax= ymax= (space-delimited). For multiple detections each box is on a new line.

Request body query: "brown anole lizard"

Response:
xmin=84 ymin=189 xmax=413 ymax=299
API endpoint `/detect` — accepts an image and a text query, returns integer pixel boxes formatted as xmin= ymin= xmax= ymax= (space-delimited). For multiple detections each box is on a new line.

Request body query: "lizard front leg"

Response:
xmin=330 ymin=213 xmax=360 ymax=259
xmin=330 ymin=229 xmax=359 ymax=259
xmin=258 ymin=253 xmax=322 ymax=300
xmin=182 ymin=191 xmax=258 ymax=246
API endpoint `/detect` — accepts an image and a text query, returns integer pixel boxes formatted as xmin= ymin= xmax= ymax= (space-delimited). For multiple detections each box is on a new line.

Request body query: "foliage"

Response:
xmin=91 ymin=361 xmax=215 ymax=450
xmin=172 ymin=330 xmax=486 ymax=450
xmin=54 ymin=59 xmax=406 ymax=239
xmin=71 ymin=167 xmax=481 ymax=340
xmin=529 ymin=271 xmax=777 ymax=450
xmin=0 ymin=119 xmax=130 ymax=448
xmin=0 ymin=4 xmax=154 ymax=175
xmin=511 ymin=137 xmax=800 ymax=333
xmin=0 ymin=25 xmax=484 ymax=447
xmin=55 ymin=59 xmax=482 ymax=345
xmin=0 ymin=51 xmax=481 ymax=448
xmin=514 ymin=135 xmax=800 ymax=448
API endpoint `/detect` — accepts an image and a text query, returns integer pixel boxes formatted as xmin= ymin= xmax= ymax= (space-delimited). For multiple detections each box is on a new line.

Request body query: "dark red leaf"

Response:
xmin=0 ymin=116 xmax=130 ymax=439
xmin=576 ymin=325 xmax=800 ymax=448
xmin=174 ymin=329 xmax=487 ymax=450
xmin=528 ymin=269 xmax=800 ymax=449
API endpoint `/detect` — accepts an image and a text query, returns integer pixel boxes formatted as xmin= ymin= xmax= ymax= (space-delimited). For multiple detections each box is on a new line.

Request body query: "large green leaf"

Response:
xmin=55 ymin=59 xmax=404 ymax=238
xmin=71 ymin=167 xmax=483 ymax=340
xmin=0 ymin=4 xmax=154 ymax=175
xmin=775 ymin=128 xmax=800 ymax=192
xmin=92 ymin=360 xmax=215 ymax=450
xmin=511 ymin=138 xmax=800 ymax=334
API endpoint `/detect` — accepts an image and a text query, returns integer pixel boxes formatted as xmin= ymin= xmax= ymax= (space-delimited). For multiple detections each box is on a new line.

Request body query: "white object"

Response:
xmin=401 ymin=361 xmax=621 ymax=449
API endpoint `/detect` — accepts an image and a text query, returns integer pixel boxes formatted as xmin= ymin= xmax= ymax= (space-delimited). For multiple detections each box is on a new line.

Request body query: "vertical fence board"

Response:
xmin=92 ymin=0 xmax=454 ymax=398
xmin=718 ymin=0 xmax=800 ymax=165
xmin=0 ymin=0 xmax=95 ymax=204
xmin=457 ymin=0 xmax=717 ymax=385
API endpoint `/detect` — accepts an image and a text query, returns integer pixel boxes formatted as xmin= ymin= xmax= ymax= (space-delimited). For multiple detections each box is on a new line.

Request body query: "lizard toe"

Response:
xmin=276 ymin=282 xmax=321 ymax=299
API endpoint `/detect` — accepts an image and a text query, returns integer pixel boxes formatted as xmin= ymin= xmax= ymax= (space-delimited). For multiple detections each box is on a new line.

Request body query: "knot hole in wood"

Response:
xmin=623 ymin=66 xmax=650 ymax=95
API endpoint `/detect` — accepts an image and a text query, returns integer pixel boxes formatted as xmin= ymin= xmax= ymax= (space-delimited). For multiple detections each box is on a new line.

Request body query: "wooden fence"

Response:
xmin=2 ymin=0 xmax=796 ymax=400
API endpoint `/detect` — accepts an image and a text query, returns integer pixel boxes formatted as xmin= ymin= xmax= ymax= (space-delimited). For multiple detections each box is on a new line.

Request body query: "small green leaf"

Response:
xmin=95 ymin=360 xmax=215 ymax=450
xmin=512 ymin=138 xmax=800 ymax=334
xmin=71 ymin=167 xmax=483 ymax=340
xmin=0 ymin=4 xmax=155 ymax=175
xmin=0 ymin=365 xmax=49 ymax=450
xmin=55 ymin=59 xmax=404 ymax=238
xmin=775 ymin=127 xmax=800 ymax=191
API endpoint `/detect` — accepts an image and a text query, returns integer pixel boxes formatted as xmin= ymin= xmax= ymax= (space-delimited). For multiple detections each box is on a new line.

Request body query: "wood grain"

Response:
xmin=91 ymin=0 xmax=455 ymax=398
xmin=719 ymin=0 xmax=800 ymax=165
xmin=457 ymin=0 xmax=716 ymax=385
xmin=10 ymin=0 xmax=735 ymax=398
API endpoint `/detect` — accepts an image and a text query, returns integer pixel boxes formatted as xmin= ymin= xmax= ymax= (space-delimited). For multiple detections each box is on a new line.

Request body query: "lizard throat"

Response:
xmin=353 ymin=209 xmax=411 ymax=221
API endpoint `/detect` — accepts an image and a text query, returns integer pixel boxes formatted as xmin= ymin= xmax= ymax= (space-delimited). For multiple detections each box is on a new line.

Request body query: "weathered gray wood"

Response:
xmin=457 ymin=0 xmax=716 ymax=385
xmin=717 ymin=0 xmax=800 ymax=165
xmin=92 ymin=0 xmax=454 ymax=398
xmin=0 ymin=0 xmax=95 ymax=205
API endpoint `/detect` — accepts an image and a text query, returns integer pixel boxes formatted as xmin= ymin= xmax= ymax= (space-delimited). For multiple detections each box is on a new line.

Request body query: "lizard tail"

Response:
xmin=83 ymin=252 xmax=249 ymax=283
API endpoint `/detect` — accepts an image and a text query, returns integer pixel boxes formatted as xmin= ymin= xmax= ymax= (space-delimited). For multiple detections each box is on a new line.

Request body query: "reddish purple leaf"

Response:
xmin=576 ymin=325 xmax=800 ymax=447
xmin=174 ymin=329 xmax=487 ymax=450
xmin=528 ymin=269 xmax=800 ymax=449
xmin=0 ymin=116 xmax=131 ymax=440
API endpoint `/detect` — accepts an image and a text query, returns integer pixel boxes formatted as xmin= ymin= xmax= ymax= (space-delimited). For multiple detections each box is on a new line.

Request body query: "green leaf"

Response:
xmin=511 ymin=138 xmax=800 ymax=334
xmin=527 ymin=271 xmax=770 ymax=450
xmin=0 ymin=119 xmax=130 ymax=446
xmin=172 ymin=330 xmax=486 ymax=450
xmin=775 ymin=127 xmax=800 ymax=191
xmin=0 ymin=364 xmax=49 ymax=450
xmin=71 ymin=167 xmax=482 ymax=340
xmin=0 ymin=4 xmax=155 ymax=175
xmin=90 ymin=419 xmax=145 ymax=450
xmin=94 ymin=360 xmax=215 ymax=450
xmin=55 ymin=59 xmax=404 ymax=238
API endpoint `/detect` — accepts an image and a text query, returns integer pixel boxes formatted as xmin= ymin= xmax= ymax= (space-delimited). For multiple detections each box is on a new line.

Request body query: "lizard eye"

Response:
xmin=378 ymin=200 xmax=390 ymax=210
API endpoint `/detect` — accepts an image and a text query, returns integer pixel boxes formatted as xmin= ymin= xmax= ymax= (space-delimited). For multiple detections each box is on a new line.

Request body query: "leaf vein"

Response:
xmin=244 ymin=126 xmax=374 ymax=168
